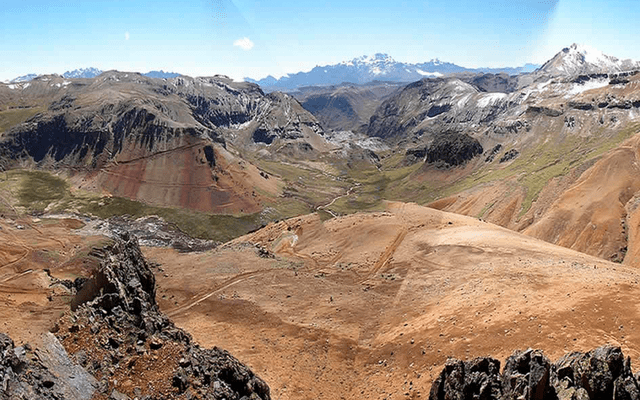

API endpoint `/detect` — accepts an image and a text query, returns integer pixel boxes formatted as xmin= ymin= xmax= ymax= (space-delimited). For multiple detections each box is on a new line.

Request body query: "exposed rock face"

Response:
xmin=428 ymin=357 xmax=502 ymax=400
xmin=1 ymin=333 xmax=56 ymax=399
xmin=0 ymin=330 xmax=98 ymax=399
xmin=499 ymin=149 xmax=519 ymax=163
xmin=426 ymin=132 xmax=483 ymax=167
xmin=58 ymin=232 xmax=271 ymax=399
xmin=429 ymin=345 xmax=640 ymax=400
xmin=502 ymin=349 xmax=552 ymax=400
xmin=1 ymin=232 xmax=270 ymax=400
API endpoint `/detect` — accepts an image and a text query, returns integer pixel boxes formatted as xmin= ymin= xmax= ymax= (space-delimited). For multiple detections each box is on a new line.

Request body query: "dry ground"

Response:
xmin=143 ymin=201 xmax=640 ymax=400
xmin=0 ymin=215 xmax=107 ymax=346
xmin=2 ymin=202 xmax=640 ymax=399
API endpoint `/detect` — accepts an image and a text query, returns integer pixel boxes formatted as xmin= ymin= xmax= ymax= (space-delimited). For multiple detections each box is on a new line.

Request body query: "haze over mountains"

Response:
xmin=8 ymin=52 xmax=539 ymax=89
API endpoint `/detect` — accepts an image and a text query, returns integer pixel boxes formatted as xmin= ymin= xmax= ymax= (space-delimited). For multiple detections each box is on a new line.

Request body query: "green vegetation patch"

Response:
xmin=79 ymin=196 xmax=265 ymax=242
xmin=0 ymin=107 xmax=42 ymax=134
xmin=17 ymin=170 xmax=69 ymax=211
xmin=6 ymin=169 xmax=311 ymax=242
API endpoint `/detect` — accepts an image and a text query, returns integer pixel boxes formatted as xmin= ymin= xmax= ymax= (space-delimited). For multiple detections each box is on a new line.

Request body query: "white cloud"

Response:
xmin=233 ymin=37 xmax=254 ymax=51
xmin=125 ymin=32 xmax=130 ymax=41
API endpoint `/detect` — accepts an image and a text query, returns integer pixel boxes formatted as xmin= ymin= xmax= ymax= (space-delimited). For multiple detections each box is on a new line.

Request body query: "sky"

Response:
xmin=1 ymin=0 xmax=640 ymax=82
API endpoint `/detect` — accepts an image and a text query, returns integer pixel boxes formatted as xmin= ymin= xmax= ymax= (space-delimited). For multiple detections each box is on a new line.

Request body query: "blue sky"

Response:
xmin=1 ymin=0 xmax=639 ymax=81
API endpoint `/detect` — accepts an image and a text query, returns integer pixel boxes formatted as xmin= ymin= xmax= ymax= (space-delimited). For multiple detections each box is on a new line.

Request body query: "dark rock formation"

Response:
xmin=526 ymin=106 xmax=564 ymax=117
xmin=252 ymin=127 xmax=277 ymax=144
xmin=2 ymin=232 xmax=269 ymax=400
xmin=485 ymin=144 xmax=503 ymax=162
xmin=467 ymin=73 xmax=520 ymax=94
xmin=426 ymin=132 xmax=483 ymax=167
xmin=59 ymin=232 xmax=271 ymax=399
xmin=427 ymin=104 xmax=452 ymax=118
xmin=428 ymin=357 xmax=502 ymax=400
xmin=0 ymin=330 xmax=97 ymax=399
xmin=1 ymin=333 xmax=57 ymax=399
xmin=502 ymin=349 xmax=552 ymax=400
xmin=499 ymin=149 xmax=519 ymax=163
xmin=429 ymin=345 xmax=640 ymax=400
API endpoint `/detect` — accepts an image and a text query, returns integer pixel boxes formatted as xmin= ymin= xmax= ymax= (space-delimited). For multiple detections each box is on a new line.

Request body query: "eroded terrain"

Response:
xmin=142 ymin=202 xmax=640 ymax=399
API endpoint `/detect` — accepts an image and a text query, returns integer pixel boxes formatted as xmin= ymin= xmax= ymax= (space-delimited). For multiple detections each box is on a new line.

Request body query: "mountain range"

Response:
xmin=4 ymin=43 xmax=640 ymax=399
xmin=8 ymin=68 xmax=182 ymax=82
xmin=246 ymin=53 xmax=540 ymax=91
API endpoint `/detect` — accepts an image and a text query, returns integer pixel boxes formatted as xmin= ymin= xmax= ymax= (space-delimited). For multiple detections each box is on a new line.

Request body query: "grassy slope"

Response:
xmin=0 ymin=107 xmax=42 ymax=134
xmin=303 ymin=122 xmax=640 ymax=219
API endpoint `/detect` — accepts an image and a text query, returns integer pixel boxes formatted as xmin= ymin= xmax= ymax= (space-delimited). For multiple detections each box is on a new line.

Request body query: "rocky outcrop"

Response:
xmin=60 ymin=232 xmax=271 ymax=399
xmin=429 ymin=345 xmax=640 ymax=400
xmin=426 ymin=132 xmax=483 ymax=167
xmin=499 ymin=149 xmax=519 ymax=163
xmin=2 ymin=232 xmax=270 ymax=400
xmin=1 ymin=333 xmax=56 ymax=399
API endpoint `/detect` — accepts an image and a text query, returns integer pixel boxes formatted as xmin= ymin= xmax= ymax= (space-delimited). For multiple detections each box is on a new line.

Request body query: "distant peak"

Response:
xmin=341 ymin=53 xmax=396 ymax=66
xmin=63 ymin=67 xmax=104 ymax=79
xmin=540 ymin=43 xmax=637 ymax=77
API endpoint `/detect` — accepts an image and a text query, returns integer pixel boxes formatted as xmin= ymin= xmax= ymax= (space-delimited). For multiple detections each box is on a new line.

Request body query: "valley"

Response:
xmin=4 ymin=43 xmax=640 ymax=399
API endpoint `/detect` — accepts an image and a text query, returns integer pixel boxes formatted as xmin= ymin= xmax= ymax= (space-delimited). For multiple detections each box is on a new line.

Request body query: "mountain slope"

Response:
xmin=537 ymin=43 xmax=640 ymax=77
xmin=146 ymin=201 xmax=640 ymax=399
xmin=0 ymin=72 xmax=332 ymax=216
xmin=293 ymin=81 xmax=404 ymax=132
xmin=322 ymin=46 xmax=640 ymax=264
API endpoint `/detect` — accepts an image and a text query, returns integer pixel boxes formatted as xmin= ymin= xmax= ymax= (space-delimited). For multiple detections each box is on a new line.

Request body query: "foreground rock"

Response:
xmin=429 ymin=346 xmax=640 ymax=400
xmin=2 ymin=232 xmax=270 ymax=400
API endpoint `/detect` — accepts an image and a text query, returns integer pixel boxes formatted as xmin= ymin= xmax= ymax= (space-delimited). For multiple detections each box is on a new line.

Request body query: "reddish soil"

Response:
xmin=144 ymin=202 xmax=640 ymax=400
xmin=0 ymin=216 xmax=107 ymax=346
xmin=93 ymin=138 xmax=280 ymax=214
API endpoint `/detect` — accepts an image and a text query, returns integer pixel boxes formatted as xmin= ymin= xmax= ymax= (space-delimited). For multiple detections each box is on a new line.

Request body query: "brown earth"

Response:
xmin=0 ymin=216 xmax=107 ymax=346
xmin=524 ymin=134 xmax=640 ymax=263
xmin=143 ymin=202 xmax=640 ymax=400
xmin=90 ymin=139 xmax=281 ymax=214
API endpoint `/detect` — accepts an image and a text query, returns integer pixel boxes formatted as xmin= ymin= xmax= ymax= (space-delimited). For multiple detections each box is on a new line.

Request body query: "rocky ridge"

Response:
xmin=430 ymin=346 xmax=640 ymax=400
xmin=1 ymin=232 xmax=270 ymax=400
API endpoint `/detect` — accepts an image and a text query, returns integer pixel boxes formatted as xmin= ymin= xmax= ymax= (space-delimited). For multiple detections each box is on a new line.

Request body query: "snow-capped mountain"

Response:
xmin=538 ymin=43 xmax=640 ymax=76
xmin=10 ymin=73 xmax=39 ymax=83
xmin=63 ymin=67 xmax=103 ymax=79
xmin=246 ymin=53 xmax=538 ymax=90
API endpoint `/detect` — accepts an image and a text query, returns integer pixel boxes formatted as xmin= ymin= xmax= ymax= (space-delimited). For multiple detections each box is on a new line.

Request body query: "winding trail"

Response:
xmin=166 ymin=269 xmax=274 ymax=317
xmin=317 ymin=183 xmax=361 ymax=217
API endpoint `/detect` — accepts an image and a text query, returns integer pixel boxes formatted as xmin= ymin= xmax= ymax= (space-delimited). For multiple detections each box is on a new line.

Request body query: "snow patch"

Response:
xmin=229 ymin=120 xmax=253 ymax=130
xmin=477 ymin=93 xmax=507 ymax=108
xmin=416 ymin=69 xmax=443 ymax=77
xmin=567 ymin=79 xmax=609 ymax=95
xmin=455 ymin=93 xmax=473 ymax=108
xmin=572 ymin=44 xmax=610 ymax=66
